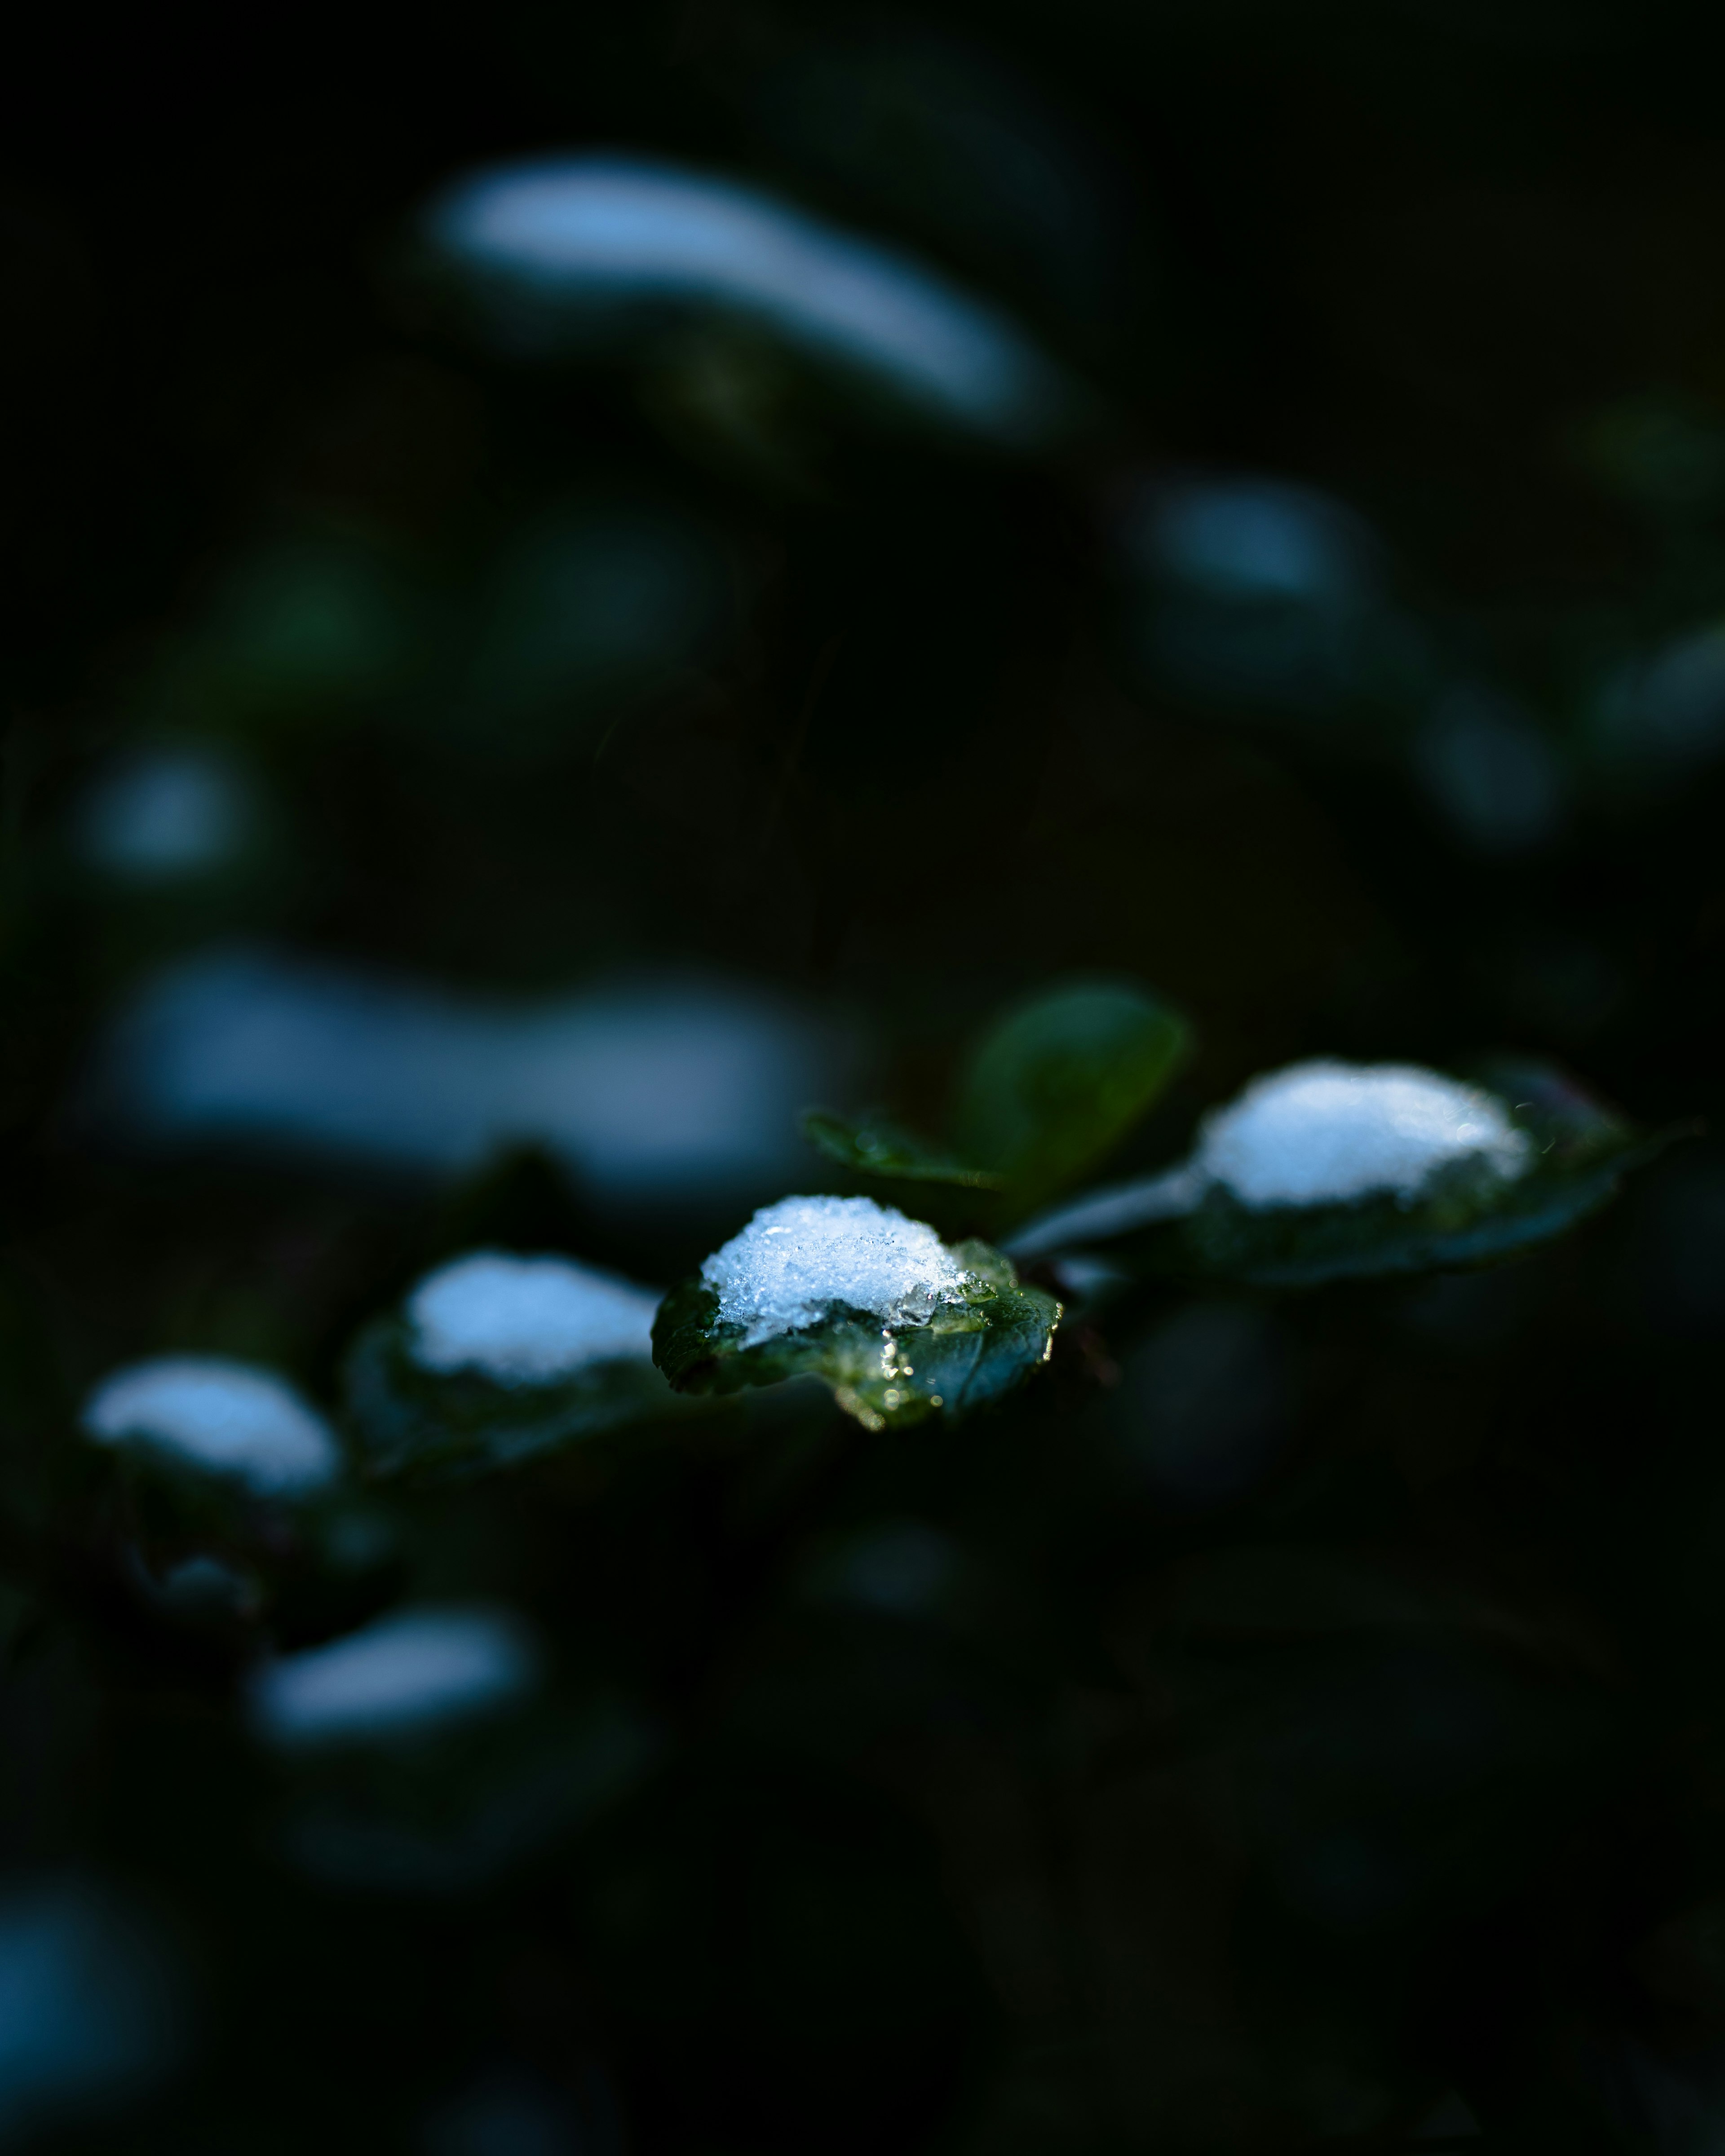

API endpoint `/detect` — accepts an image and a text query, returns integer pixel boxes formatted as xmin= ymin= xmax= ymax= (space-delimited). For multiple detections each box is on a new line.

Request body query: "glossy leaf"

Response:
xmin=801 ymin=1109 xmax=1004 ymax=1188
xmin=344 ymin=1317 xmax=686 ymax=1484
xmin=954 ymin=980 xmax=1190 ymax=1212
xmin=653 ymin=1239 xmax=1061 ymax=1431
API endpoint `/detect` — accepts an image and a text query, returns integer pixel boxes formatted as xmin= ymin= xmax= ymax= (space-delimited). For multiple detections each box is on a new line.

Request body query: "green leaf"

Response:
xmin=1019 ymin=1059 xmax=1675 ymax=1288
xmin=344 ymin=1317 xmax=688 ymax=1484
xmin=652 ymin=1239 xmax=1061 ymax=1431
xmin=953 ymin=980 xmax=1190 ymax=1212
xmin=802 ymin=1109 xmax=1004 ymax=1188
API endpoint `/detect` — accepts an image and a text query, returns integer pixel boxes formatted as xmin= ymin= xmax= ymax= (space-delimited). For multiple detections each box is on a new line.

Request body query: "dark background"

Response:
xmin=5 ymin=2 xmax=1725 ymax=2151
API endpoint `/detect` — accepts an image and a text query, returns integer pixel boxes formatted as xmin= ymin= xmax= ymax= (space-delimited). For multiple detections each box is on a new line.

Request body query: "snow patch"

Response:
xmin=93 ymin=953 xmax=836 ymax=1207
xmin=407 ymin=1251 xmax=659 ymax=1385
xmin=248 ymin=1605 xmax=541 ymax=1750
xmin=425 ymin=153 xmax=1070 ymax=444
xmin=1197 ymin=1060 xmax=1530 ymax=1210
xmin=91 ymin=950 xmax=839 ymax=1202
xmin=82 ymin=1356 xmax=341 ymax=1497
xmin=701 ymin=1195 xmax=969 ymax=1348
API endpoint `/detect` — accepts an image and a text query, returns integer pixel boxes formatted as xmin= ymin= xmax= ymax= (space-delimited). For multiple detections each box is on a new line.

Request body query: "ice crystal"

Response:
xmin=700 ymin=1195 xmax=969 ymax=1348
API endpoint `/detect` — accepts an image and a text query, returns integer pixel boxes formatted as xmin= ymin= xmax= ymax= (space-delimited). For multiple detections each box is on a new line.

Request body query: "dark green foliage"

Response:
xmin=802 ymin=1109 xmax=1004 ymax=1188
xmin=654 ymin=1239 xmax=1062 ymax=1430
xmin=8 ymin=4 xmax=1725 ymax=2152
xmin=955 ymin=979 xmax=1191 ymax=1211
xmin=802 ymin=978 xmax=1190 ymax=1227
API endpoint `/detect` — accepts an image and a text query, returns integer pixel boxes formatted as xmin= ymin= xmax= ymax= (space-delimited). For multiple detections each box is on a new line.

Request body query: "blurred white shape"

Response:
xmin=701 ymin=1193 xmax=966 ymax=1348
xmin=1128 ymin=474 xmax=1403 ymax=711
xmin=1137 ymin=477 xmax=1376 ymax=605
xmin=94 ymin=950 xmax=837 ymax=1202
xmin=1598 ymin=624 xmax=1725 ymax=773
xmin=249 ymin=1605 xmax=541 ymax=1751
xmin=83 ymin=1356 xmax=341 ymax=1498
xmin=75 ymin=744 xmax=252 ymax=884
xmin=1415 ymin=686 xmax=1565 ymax=851
xmin=425 ymin=153 xmax=1071 ymax=442
xmin=407 ymin=1251 xmax=659 ymax=1385
xmin=1198 ymin=1060 xmax=1530 ymax=1209
xmin=0 ymin=1877 xmax=185 ymax=2143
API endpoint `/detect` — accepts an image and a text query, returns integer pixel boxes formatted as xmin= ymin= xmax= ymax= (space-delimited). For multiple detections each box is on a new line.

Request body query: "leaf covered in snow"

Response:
xmin=654 ymin=1197 xmax=1060 ymax=1429
xmin=1012 ymin=1056 xmax=1672 ymax=1287
xmin=345 ymin=1251 xmax=690 ymax=1483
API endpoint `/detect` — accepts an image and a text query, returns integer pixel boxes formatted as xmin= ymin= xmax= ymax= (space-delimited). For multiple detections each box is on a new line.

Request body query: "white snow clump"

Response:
xmin=1195 ymin=1060 xmax=1530 ymax=1210
xmin=425 ymin=154 xmax=1069 ymax=444
xmin=97 ymin=950 xmax=833 ymax=1200
xmin=82 ymin=1356 xmax=341 ymax=1498
xmin=406 ymin=1250 xmax=659 ymax=1385
xmin=701 ymin=1195 xmax=969 ymax=1348
xmin=247 ymin=1604 xmax=541 ymax=1750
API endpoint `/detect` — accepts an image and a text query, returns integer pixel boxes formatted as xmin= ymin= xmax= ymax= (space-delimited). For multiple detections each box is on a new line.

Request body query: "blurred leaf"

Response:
xmin=653 ymin=1240 xmax=1060 ymax=1431
xmin=344 ymin=1316 xmax=684 ymax=1484
xmin=802 ymin=1109 xmax=1004 ymax=1188
xmin=270 ymin=1693 xmax=664 ymax=1895
xmin=954 ymin=980 xmax=1190 ymax=1212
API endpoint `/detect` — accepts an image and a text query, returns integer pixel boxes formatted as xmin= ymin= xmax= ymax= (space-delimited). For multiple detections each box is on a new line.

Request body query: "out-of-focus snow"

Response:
xmin=425 ymin=153 xmax=1072 ymax=443
xmin=248 ymin=1605 xmax=541 ymax=1751
xmin=90 ymin=950 xmax=840 ymax=1204
xmin=407 ymin=1251 xmax=659 ymax=1385
xmin=82 ymin=1356 xmax=341 ymax=1497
